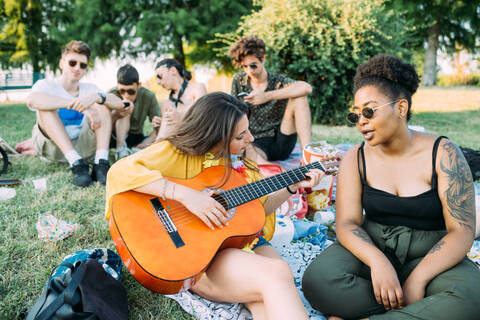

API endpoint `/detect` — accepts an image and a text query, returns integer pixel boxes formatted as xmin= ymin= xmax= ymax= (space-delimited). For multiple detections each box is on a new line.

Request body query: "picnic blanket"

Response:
xmin=167 ymin=145 xmax=480 ymax=320
xmin=166 ymin=143 xmax=329 ymax=320
xmin=167 ymin=241 xmax=328 ymax=320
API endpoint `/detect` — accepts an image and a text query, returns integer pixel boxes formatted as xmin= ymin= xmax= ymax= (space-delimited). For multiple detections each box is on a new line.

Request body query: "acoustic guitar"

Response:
xmin=109 ymin=160 xmax=339 ymax=294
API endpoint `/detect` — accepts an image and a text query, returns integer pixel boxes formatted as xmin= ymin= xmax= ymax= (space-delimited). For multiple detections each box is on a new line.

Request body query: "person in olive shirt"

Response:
xmin=109 ymin=64 xmax=161 ymax=159
xmin=229 ymin=35 xmax=312 ymax=164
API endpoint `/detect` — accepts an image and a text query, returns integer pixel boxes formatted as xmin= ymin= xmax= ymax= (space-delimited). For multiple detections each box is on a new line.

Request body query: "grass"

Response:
xmin=0 ymin=104 xmax=194 ymax=319
xmin=0 ymin=87 xmax=479 ymax=319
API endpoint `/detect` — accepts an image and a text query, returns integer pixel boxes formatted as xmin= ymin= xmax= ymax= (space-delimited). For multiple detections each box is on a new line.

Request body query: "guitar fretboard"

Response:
xmin=219 ymin=162 xmax=323 ymax=209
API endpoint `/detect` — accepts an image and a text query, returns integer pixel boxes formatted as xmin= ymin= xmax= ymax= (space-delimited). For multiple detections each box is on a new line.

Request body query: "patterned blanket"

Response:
xmin=166 ymin=146 xmax=480 ymax=320
xmin=167 ymin=242 xmax=328 ymax=320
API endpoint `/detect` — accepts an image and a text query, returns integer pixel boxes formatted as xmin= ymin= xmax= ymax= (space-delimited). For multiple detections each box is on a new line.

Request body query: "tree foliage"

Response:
xmin=218 ymin=0 xmax=411 ymax=124
xmin=386 ymin=0 xmax=480 ymax=86
xmin=0 ymin=0 xmax=71 ymax=72
xmin=0 ymin=0 xmax=254 ymax=72
xmin=132 ymin=0 xmax=255 ymax=67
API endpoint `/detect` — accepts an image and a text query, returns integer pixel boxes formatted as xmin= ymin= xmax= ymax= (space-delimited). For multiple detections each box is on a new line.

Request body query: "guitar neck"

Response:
xmin=219 ymin=162 xmax=323 ymax=209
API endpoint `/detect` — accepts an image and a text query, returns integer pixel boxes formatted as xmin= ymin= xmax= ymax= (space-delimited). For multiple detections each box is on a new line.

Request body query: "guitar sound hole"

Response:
xmin=204 ymin=188 xmax=236 ymax=220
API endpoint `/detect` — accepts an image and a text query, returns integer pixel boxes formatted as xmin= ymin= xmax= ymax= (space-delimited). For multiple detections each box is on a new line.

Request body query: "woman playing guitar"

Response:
xmin=105 ymin=91 xmax=324 ymax=319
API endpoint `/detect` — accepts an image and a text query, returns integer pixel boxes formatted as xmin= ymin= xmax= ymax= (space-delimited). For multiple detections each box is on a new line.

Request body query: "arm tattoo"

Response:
xmin=439 ymin=141 xmax=475 ymax=233
xmin=428 ymin=240 xmax=445 ymax=255
xmin=351 ymin=227 xmax=374 ymax=244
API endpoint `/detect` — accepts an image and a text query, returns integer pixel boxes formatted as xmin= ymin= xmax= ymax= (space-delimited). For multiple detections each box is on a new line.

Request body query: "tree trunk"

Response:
xmin=422 ymin=21 xmax=440 ymax=86
xmin=31 ymin=56 xmax=40 ymax=73
xmin=173 ymin=33 xmax=185 ymax=67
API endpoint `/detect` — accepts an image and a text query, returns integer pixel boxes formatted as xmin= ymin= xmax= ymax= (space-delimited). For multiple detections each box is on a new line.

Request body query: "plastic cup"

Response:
xmin=32 ymin=178 xmax=47 ymax=191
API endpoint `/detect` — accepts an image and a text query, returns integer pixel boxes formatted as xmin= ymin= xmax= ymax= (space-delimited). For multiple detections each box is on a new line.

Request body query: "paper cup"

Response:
xmin=32 ymin=178 xmax=47 ymax=191
xmin=314 ymin=210 xmax=335 ymax=225
xmin=303 ymin=143 xmax=335 ymax=203
xmin=0 ymin=187 xmax=16 ymax=201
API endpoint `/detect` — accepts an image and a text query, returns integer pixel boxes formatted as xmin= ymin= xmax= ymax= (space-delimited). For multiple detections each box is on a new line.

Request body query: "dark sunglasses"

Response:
xmin=118 ymin=88 xmax=136 ymax=95
xmin=241 ymin=63 xmax=258 ymax=70
xmin=346 ymin=99 xmax=401 ymax=125
xmin=68 ymin=60 xmax=88 ymax=69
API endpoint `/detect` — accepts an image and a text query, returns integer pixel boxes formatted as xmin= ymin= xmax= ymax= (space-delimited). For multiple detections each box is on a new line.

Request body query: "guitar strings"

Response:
xmin=149 ymin=161 xmax=339 ymax=227
xmin=158 ymin=169 xmax=307 ymax=226
xmin=155 ymin=162 xmax=340 ymax=226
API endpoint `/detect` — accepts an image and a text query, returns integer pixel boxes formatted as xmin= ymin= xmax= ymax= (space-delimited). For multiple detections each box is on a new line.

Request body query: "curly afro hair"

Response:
xmin=353 ymin=54 xmax=419 ymax=121
xmin=228 ymin=35 xmax=266 ymax=67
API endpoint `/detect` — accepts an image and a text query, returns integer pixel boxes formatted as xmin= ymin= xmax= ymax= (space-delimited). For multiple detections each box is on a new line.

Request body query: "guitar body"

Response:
xmin=109 ymin=166 xmax=266 ymax=294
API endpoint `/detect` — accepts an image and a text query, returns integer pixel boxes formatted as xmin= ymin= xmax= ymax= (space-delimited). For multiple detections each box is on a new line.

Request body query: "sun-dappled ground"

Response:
xmin=0 ymin=86 xmax=478 ymax=319
xmin=412 ymin=87 xmax=480 ymax=112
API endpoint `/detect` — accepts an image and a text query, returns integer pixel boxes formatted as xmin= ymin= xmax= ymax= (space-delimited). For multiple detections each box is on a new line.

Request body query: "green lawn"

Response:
xmin=0 ymin=93 xmax=478 ymax=319
xmin=313 ymin=109 xmax=480 ymax=149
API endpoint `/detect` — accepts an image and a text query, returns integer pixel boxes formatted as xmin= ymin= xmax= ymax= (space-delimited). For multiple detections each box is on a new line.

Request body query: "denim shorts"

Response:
xmin=252 ymin=235 xmax=271 ymax=251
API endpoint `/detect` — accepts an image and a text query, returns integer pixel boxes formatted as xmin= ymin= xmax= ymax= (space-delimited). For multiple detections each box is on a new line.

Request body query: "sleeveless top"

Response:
xmin=358 ymin=136 xmax=447 ymax=231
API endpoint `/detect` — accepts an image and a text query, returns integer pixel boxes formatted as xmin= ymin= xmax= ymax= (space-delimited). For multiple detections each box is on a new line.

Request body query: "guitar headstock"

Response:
xmin=306 ymin=157 xmax=341 ymax=176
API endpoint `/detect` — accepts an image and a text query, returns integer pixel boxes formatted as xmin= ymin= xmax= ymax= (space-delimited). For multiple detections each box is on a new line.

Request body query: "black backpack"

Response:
xmin=461 ymin=146 xmax=480 ymax=181
xmin=0 ymin=145 xmax=8 ymax=176
xmin=26 ymin=259 xmax=128 ymax=320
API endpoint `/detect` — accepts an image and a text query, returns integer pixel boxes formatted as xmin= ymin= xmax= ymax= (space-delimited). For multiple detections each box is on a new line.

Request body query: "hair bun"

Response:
xmin=355 ymin=54 xmax=419 ymax=95
xmin=183 ymin=69 xmax=192 ymax=81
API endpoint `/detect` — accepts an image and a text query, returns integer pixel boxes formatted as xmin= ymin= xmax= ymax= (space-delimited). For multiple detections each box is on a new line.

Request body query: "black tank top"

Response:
xmin=358 ymin=136 xmax=446 ymax=231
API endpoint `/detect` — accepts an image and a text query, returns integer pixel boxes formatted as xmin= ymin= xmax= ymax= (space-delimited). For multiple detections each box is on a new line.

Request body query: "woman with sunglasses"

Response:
xmin=106 ymin=92 xmax=324 ymax=319
xmin=153 ymin=59 xmax=207 ymax=139
xmin=302 ymin=54 xmax=480 ymax=320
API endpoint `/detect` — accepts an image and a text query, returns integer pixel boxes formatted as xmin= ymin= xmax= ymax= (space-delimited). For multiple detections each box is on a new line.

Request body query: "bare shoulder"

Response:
xmin=436 ymin=137 xmax=465 ymax=163
xmin=436 ymin=138 xmax=472 ymax=184
xmin=341 ymin=144 xmax=362 ymax=164
xmin=436 ymin=136 xmax=475 ymax=233
xmin=190 ymin=82 xmax=207 ymax=95
xmin=338 ymin=144 xmax=363 ymax=174
xmin=411 ymin=131 xmax=438 ymax=147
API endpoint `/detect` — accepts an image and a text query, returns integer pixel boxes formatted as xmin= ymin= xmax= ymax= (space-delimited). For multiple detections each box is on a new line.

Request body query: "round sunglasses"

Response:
xmin=241 ymin=63 xmax=258 ymax=70
xmin=68 ymin=60 xmax=88 ymax=69
xmin=118 ymin=88 xmax=136 ymax=95
xmin=346 ymin=99 xmax=402 ymax=125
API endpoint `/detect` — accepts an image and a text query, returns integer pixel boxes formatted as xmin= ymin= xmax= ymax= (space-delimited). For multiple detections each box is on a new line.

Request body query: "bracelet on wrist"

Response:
xmin=286 ymin=185 xmax=296 ymax=194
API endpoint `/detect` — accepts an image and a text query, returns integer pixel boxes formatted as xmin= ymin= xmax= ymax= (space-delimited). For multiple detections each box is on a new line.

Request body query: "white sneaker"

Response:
xmin=130 ymin=147 xmax=142 ymax=154
xmin=115 ymin=146 xmax=131 ymax=160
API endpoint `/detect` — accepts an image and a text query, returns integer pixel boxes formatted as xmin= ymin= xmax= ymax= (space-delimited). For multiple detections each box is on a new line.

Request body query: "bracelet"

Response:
xmin=286 ymin=185 xmax=296 ymax=194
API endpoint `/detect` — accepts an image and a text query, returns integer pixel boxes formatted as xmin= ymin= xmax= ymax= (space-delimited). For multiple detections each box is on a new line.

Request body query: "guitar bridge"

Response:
xmin=150 ymin=198 xmax=185 ymax=248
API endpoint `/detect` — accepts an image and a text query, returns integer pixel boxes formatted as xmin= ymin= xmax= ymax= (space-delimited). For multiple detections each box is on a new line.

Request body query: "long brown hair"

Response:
xmin=166 ymin=92 xmax=249 ymax=175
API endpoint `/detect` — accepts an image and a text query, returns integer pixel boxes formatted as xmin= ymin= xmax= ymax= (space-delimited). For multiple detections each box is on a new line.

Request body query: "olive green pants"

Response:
xmin=302 ymin=219 xmax=480 ymax=320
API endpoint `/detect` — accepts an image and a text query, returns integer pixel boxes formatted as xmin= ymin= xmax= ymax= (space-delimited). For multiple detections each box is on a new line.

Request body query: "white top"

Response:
xmin=31 ymin=78 xmax=103 ymax=139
